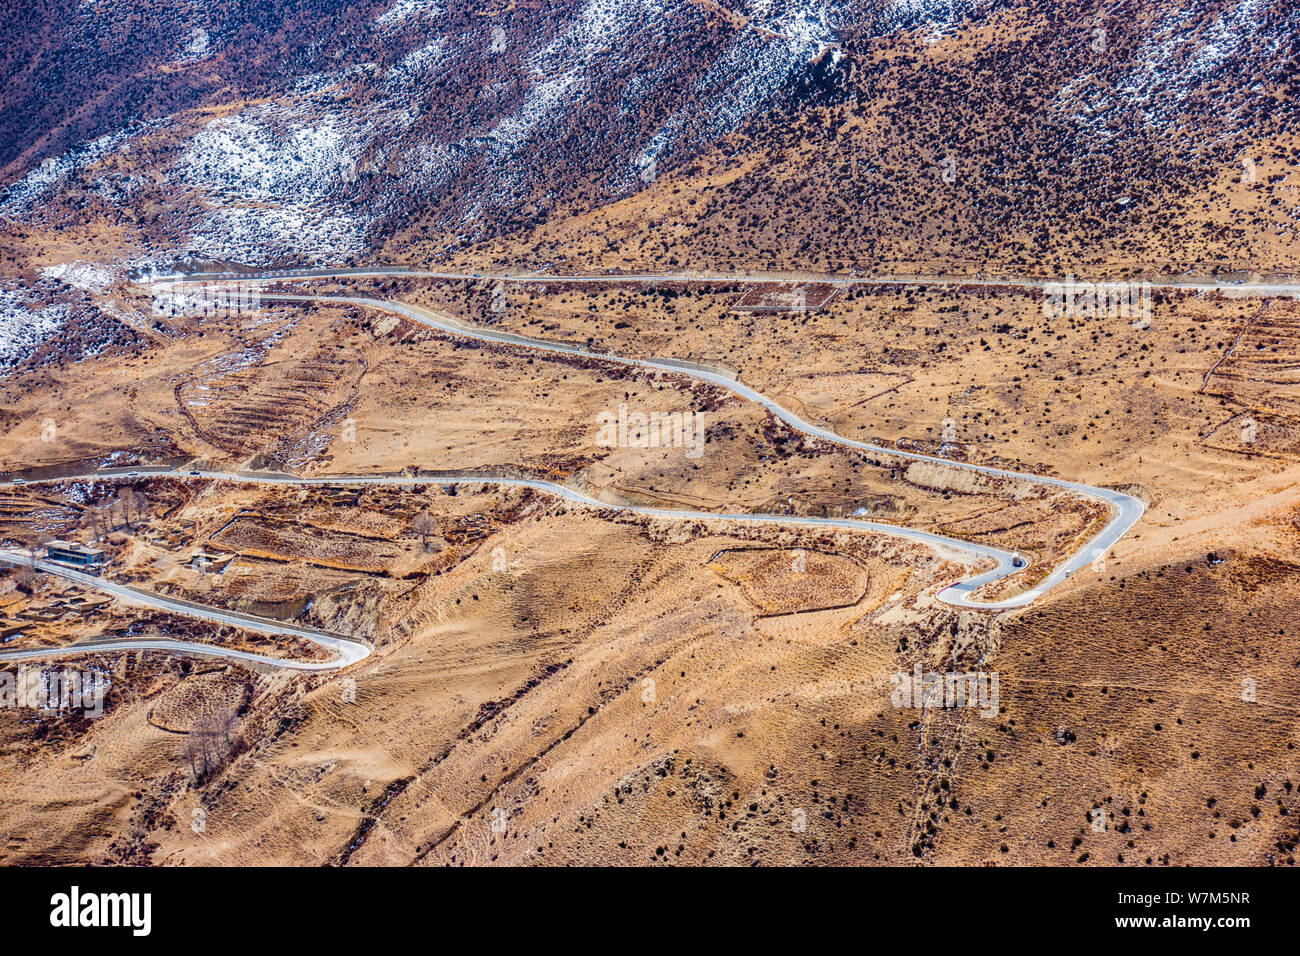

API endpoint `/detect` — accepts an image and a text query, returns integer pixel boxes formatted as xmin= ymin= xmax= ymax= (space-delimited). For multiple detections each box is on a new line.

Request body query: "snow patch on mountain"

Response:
xmin=383 ymin=38 xmax=452 ymax=91
xmin=1122 ymin=0 xmax=1280 ymax=119
xmin=39 ymin=262 xmax=118 ymax=293
xmin=630 ymin=1 xmax=837 ymax=184
xmin=172 ymin=27 xmax=211 ymax=63
xmin=0 ymin=126 xmax=145 ymax=218
xmin=0 ymin=291 xmax=68 ymax=365
xmin=877 ymin=0 xmax=991 ymax=33
xmin=490 ymin=0 xmax=650 ymax=149
xmin=374 ymin=0 xmax=444 ymax=33
xmin=177 ymin=105 xmax=368 ymax=264
xmin=1058 ymin=0 xmax=1286 ymax=136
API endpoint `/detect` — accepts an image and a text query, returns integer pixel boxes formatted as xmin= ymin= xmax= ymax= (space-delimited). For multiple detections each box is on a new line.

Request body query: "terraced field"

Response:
xmin=211 ymin=515 xmax=415 ymax=575
xmin=1200 ymin=301 xmax=1300 ymax=457
xmin=1203 ymin=302 xmax=1300 ymax=416
xmin=177 ymin=339 xmax=366 ymax=464
xmin=707 ymin=547 xmax=870 ymax=616
xmin=0 ymin=491 xmax=80 ymax=541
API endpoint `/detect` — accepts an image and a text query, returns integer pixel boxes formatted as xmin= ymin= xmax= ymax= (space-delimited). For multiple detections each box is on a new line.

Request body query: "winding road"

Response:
xmin=241 ymin=281 xmax=1147 ymax=610
xmin=0 ymin=265 xmax=1175 ymax=670
xmin=0 ymin=548 xmax=371 ymax=670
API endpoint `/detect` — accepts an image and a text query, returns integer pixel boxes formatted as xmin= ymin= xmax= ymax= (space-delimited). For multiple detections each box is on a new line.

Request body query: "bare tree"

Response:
xmin=87 ymin=502 xmax=114 ymax=540
xmin=99 ymin=497 xmax=121 ymax=531
xmin=114 ymin=491 xmax=134 ymax=530
xmin=22 ymin=534 xmax=43 ymax=565
xmin=129 ymin=489 xmax=148 ymax=524
xmin=411 ymin=511 xmax=439 ymax=551
xmin=13 ymin=566 xmax=38 ymax=595
xmin=212 ymin=707 xmax=237 ymax=748
xmin=181 ymin=733 xmax=205 ymax=781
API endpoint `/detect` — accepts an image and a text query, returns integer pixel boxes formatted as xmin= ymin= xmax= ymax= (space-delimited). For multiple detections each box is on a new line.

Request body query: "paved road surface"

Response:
xmin=248 ymin=288 xmax=1145 ymax=610
xmin=0 ymin=550 xmax=370 ymax=670
xmin=0 ymin=265 xmax=1173 ymax=668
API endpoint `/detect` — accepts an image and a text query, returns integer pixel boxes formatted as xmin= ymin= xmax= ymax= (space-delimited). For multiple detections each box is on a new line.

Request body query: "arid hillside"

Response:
xmin=2 ymin=0 xmax=1295 ymax=277
xmin=0 ymin=0 xmax=1297 ymax=869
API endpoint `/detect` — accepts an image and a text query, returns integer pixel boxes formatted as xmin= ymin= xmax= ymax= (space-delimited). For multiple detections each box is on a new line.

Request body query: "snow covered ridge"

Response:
xmin=9 ymin=0 xmax=1281 ymax=270
xmin=1119 ymin=0 xmax=1285 ymax=121
xmin=0 ymin=116 xmax=171 ymax=223
xmin=468 ymin=0 xmax=878 ymax=190
xmin=487 ymin=0 xmax=661 ymax=149
xmin=383 ymin=38 xmax=451 ymax=92
xmin=0 ymin=0 xmax=1008 ymax=262
xmin=355 ymin=0 xmax=1005 ymax=216
xmin=177 ymin=101 xmax=370 ymax=265
xmin=0 ymin=290 xmax=68 ymax=366
xmin=39 ymin=262 xmax=119 ymax=294
xmin=0 ymin=127 xmax=140 ymax=218
xmin=641 ymin=2 xmax=843 ymax=167
xmin=878 ymin=0 xmax=994 ymax=33
xmin=0 ymin=269 xmax=150 ymax=372
xmin=374 ymin=0 xmax=444 ymax=34
xmin=1053 ymin=0 xmax=1292 ymax=138
xmin=386 ymin=0 xmax=869 ymax=209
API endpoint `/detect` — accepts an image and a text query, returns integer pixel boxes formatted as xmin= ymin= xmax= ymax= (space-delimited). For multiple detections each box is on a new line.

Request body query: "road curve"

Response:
xmin=0 ymin=550 xmax=371 ymax=671
xmin=0 ymin=467 xmax=1019 ymax=671
xmin=243 ymin=287 xmax=1144 ymax=609
xmin=0 ymin=267 xmax=1156 ymax=670
xmin=2 ymin=467 xmax=1021 ymax=622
